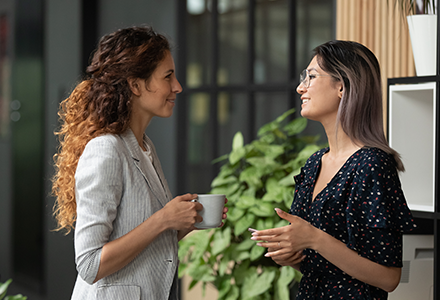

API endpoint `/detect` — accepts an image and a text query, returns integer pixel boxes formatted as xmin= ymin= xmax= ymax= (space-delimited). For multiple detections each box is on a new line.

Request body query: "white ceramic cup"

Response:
xmin=193 ymin=194 xmax=226 ymax=229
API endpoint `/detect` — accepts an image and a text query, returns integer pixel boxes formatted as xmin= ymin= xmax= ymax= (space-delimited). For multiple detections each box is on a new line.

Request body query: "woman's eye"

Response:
xmin=309 ymin=74 xmax=317 ymax=80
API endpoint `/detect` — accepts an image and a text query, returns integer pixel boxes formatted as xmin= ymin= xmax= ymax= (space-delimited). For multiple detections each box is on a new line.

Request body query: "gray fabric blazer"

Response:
xmin=71 ymin=129 xmax=179 ymax=300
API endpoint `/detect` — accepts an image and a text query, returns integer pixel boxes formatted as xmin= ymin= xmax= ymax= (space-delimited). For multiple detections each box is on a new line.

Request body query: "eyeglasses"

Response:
xmin=299 ymin=69 xmax=332 ymax=88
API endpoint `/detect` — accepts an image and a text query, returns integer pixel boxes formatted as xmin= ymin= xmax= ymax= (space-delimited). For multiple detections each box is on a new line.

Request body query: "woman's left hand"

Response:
xmin=251 ymin=208 xmax=318 ymax=258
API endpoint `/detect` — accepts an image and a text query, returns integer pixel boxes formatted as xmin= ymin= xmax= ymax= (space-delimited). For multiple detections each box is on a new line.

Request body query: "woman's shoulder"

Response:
xmin=355 ymin=147 xmax=397 ymax=170
xmin=82 ymin=133 xmax=126 ymax=157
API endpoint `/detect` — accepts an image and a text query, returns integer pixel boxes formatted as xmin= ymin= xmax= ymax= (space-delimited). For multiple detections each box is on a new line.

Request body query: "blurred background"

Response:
xmin=0 ymin=0 xmax=414 ymax=299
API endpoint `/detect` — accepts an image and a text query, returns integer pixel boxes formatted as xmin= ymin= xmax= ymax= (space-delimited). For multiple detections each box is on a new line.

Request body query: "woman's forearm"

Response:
xmin=313 ymin=230 xmax=401 ymax=292
xmin=94 ymin=211 xmax=168 ymax=283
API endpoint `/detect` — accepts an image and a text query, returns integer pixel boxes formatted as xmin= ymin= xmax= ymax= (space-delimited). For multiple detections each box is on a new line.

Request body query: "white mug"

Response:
xmin=193 ymin=194 xmax=225 ymax=229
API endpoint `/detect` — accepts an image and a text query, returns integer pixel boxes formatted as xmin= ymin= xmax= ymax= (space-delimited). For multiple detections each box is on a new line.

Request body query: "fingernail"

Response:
xmin=264 ymin=253 xmax=271 ymax=257
xmin=274 ymin=208 xmax=282 ymax=213
xmin=256 ymin=242 xmax=262 ymax=246
xmin=251 ymin=237 xmax=257 ymax=241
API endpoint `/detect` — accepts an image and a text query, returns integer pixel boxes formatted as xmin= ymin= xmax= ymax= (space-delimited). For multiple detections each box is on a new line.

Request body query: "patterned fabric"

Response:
xmin=290 ymin=147 xmax=415 ymax=300
xmin=71 ymin=129 xmax=178 ymax=300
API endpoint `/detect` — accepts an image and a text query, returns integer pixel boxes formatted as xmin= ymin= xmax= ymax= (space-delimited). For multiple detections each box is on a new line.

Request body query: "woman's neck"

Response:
xmin=323 ymin=121 xmax=363 ymax=159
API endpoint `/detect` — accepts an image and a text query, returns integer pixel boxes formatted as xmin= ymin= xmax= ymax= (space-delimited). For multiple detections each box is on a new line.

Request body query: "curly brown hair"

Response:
xmin=52 ymin=25 xmax=171 ymax=233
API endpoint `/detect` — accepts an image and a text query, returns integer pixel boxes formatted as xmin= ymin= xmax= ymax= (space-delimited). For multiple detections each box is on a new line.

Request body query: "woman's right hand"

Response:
xmin=267 ymin=247 xmax=305 ymax=269
xmin=161 ymin=193 xmax=203 ymax=231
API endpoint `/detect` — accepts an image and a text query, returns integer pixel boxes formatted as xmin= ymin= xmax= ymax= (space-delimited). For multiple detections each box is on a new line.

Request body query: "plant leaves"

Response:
xmin=217 ymin=276 xmax=232 ymax=299
xmin=276 ymin=266 xmax=297 ymax=300
xmin=235 ymin=238 xmax=255 ymax=251
xmin=232 ymin=131 xmax=244 ymax=150
xmin=0 ymin=279 xmax=12 ymax=300
xmin=234 ymin=214 xmax=255 ymax=236
xmin=250 ymin=243 xmax=266 ymax=261
xmin=227 ymin=207 xmax=245 ymax=222
xmin=249 ymin=202 xmax=275 ymax=217
xmin=283 ymin=117 xmax=307 ymax=135
xmin=242 ymin=269 xmax=277 ymax=298
xmin=235 ymin=195 xmax=256 ymax=209
xmin=212 ymin=227 xmax=231 ymax=256
xmin=239 ymin=166 xmax=262 ymax=188
xmin=224 ymin=285 xmax=239 ymax=300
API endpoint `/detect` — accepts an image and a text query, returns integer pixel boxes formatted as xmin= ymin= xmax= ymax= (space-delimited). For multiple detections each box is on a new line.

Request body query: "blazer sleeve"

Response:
xmin=74 ymin=136 xmax=123 ymax=285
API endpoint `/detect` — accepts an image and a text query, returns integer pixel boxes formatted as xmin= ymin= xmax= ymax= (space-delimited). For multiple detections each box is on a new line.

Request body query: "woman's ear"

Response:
xmin=338 ymin=84 xmax=344 ymax=99
xmin=127 ymin=77 xmax=142 ymax=96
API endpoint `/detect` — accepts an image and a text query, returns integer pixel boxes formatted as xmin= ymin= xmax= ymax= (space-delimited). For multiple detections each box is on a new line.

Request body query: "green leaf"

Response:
xmin=232 ymin=261 xmax=252 ymax=285
xmin=212 ymin=227 xmax=231 ymax=256
xmin=283 ymin=117 xmax=307 ymax=135
xmin=250 ymin=243 xmax=266 ymax=261
xmin=227 ymin=207 xmax=245 ymax=222
xmin=217 ymin=276 xmax=232 ymax=299
xmin=187 ymin=258 xmax=216 ymax=283
xmin=232 ymin=251 xmax=250 ymax=261
xmin=278 ymin=173 xmax=295 ymax=186
xmin=242 ymin=268 xmax=277 ymax=298
xmin=178 ymin=262 xmax=188 ymax=277
xmin=235 ymin=195 xmax=256 ymax=209
xmin=253 ymin=142 xmax=285 ymax=159
xmin=189 ymin=230 xmax=212 ymax=261
xmin=234 ymin=214 xmax=255 ymax=236
xmin=239 ymin=166 xmax=262 ymax=188
xmin=276 ymin=266 xmax=297 ymax=300
xmin=235 ymin=238 xmax=255 ymax=251
xmin=275 ymin=107 xmax=296 ymax=123
xmin=211 ymin=175 xmax=238 ymax=188
xmin=249 ymin=202 xmax=275 ymax=217
xmin=0 ymin=279 xmax=12 ymax=300
xmin=5 ymin=296 xmax=27 ymax=300
xmin=232 ymin=131 xmax=244 ymax=150
xmin=211 ymin=182 xmax=241 ymax=198
xmin=224 ymin=285 xmax=239 ymax=300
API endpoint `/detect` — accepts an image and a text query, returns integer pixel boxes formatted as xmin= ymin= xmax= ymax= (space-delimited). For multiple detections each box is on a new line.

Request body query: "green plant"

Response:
xmin=178 ymin=108 xmax=322 ymax=300
xmin=0 ymin=279 xmax=27 ymax=300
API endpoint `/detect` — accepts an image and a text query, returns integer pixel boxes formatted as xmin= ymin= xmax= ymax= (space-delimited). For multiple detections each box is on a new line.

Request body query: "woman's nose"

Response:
xmin=296 ymin=82 xmax=306 ymax=94
xmin=173 ymin=78 xmax=183 ymax=94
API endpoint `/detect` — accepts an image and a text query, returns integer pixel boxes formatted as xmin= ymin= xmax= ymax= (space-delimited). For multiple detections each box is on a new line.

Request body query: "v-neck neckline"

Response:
xmin=311 ymin=147 xmax=364 ymax=202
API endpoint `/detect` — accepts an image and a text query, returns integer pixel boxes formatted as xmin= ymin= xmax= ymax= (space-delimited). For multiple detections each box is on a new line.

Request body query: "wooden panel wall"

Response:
xmin=336 ymin=0 xmax=416 ymax=119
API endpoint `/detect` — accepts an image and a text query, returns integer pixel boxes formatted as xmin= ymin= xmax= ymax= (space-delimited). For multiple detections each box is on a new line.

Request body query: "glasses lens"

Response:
xmin=300 ymin=69 xmax=308 ymax=87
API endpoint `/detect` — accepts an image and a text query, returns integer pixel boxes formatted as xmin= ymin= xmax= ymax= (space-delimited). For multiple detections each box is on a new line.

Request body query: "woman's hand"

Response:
xmin=218 ymin=198 xmax=229 ymax=227
xmin=161 ymin=193 xmax=203 ymax=231
xmin=252 ymin=208 xmax=319 ymax=254
xmin=266 ymin=246 xmax=305 ymax=269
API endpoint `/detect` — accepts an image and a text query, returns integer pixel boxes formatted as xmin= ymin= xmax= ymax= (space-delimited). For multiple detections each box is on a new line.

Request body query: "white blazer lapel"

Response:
xmin=120 ymin=129 xmax=168 ymax=206
xmin=144 ymin=135 xmax=173 ymax=202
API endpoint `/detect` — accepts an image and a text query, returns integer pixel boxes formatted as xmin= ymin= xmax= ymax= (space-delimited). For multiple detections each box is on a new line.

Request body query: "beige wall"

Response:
xmin=336 ymin=0 xmax=416 ymax=121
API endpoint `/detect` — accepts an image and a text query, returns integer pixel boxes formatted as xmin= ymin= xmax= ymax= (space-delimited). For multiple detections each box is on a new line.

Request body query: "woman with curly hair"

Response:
xmin=52 ymin=25 xmax=226 ymax=300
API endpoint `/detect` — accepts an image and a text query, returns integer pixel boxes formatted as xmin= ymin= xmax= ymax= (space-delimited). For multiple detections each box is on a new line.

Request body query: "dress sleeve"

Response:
xmin=346 ymin=150 xmax=415 ymax=267
xmin=74 ymin=136 xmax=123 ymax=284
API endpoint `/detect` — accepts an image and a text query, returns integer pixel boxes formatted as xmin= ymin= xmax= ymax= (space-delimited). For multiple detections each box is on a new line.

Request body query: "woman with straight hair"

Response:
xmin=52 ymin=25 xmax=227 ymax=300
xmin=252 ymin=40 xmax=415 ymax=299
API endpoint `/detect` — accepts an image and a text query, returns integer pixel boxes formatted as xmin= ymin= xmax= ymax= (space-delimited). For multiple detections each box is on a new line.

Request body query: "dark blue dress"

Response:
xmin=290 ymin=147 xmax=415 ymax=300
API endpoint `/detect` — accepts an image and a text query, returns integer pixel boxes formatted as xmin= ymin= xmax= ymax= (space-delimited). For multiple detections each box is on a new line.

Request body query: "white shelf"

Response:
xmin=388 ymin=82 xmax=436 ymax=212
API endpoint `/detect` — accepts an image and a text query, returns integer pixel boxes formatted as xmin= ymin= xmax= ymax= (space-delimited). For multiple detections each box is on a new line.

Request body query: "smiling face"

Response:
xmin=130 ymin=50 xmax=182 ymax=127
xmin=297 ymin=56 xmax=342 ymax=125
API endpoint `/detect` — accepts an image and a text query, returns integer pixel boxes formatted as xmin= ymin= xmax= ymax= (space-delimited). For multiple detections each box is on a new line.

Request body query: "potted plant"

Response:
xmin=391 ymin=0 xmax=437 ymax=76
xmin=0 ymin=279 xmax=27 ymax=300
xmin=178 ymin=108 xmax=322 ymax=300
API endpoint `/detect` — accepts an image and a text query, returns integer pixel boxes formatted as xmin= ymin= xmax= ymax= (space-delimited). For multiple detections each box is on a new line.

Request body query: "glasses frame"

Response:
xmin=299 ymin=69 xmax=333 ymax=88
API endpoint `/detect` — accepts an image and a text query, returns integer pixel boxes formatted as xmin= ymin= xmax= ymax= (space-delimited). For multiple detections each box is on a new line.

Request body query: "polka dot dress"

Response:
xmin=289 ymin=147 xmax=416 ymax=300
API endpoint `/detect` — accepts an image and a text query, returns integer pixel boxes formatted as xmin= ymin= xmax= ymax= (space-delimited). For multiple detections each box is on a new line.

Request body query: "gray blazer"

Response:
xmin=71 ymin=129 xmax=179 ymax=300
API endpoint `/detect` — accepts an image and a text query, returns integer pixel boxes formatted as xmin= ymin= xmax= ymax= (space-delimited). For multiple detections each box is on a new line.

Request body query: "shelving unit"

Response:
xmin=387 ymin=3 xmax=440 ymax=297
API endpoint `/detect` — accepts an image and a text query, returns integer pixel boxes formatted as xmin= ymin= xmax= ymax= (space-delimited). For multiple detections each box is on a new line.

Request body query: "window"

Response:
xmin=176 ymin=0 xmax=335 ymax=194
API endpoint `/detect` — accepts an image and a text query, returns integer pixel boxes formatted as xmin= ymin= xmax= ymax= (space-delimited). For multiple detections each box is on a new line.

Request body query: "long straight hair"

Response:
xmin=313 ymin=40 xmax=404 ymax=171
